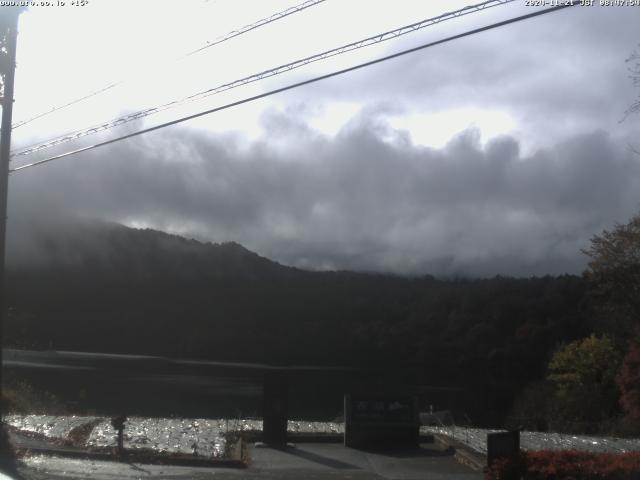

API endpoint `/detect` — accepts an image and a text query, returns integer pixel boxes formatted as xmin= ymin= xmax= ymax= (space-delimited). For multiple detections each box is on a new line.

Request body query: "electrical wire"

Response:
xmin=10 ymin=3 xmax=577 ymax=174
xmin=183 ymin=0 xmax=326 ymax=59
xmin=10 ymin=0 xmax=327 ymax=130
xmin=10 ymin=0 xmax=516 ymax=161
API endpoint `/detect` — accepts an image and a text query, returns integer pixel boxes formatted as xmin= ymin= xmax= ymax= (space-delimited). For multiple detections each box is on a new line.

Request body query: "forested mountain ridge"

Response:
xmin=3 ymin=220 xmax=590 ymax=424
xmin=8 ymin=220 xmax=296 ymax=280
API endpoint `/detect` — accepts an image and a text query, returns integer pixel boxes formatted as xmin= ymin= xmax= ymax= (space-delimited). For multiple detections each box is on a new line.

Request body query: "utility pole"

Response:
xmin=0 ymin=6 xmax=24 ymax=427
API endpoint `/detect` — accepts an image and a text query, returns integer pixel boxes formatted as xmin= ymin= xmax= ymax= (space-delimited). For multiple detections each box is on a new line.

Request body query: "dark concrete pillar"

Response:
xmin=263 ymin=373 xmax=288 ymax=447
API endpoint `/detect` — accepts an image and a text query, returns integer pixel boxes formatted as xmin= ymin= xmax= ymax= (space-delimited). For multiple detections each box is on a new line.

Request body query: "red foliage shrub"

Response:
xmin=485 ymin=451 xmax=526 ymax=480
xmin=617 ymin=341 xmax=640 ymax=421
xmin=485 ymin=450 xmax=640 ymax=480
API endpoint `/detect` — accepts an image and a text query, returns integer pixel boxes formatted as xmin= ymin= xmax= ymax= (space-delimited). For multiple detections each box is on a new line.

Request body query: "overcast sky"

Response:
xmin=4 ymin=0 xmax=640 ymax=276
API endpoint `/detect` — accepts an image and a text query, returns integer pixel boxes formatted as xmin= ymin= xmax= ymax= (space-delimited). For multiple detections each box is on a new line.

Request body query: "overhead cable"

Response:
xmin=10 ymin=0 xmax=327 ymax=130
xmin=10 ymin=0 xmax=516 ymax=160
xmin=10 ymin=3 xmax=577 ymax=173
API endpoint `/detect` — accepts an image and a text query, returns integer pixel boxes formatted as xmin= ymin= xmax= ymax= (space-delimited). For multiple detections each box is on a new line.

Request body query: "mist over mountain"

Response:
xmin=6 ymin=217 xmax=293 ymax=279
xmin=10 ymin=124 xmax=640 ymax=278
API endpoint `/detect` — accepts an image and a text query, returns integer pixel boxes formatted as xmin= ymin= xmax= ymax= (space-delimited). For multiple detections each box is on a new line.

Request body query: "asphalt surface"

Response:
xmin=13 ymin=443 xmax=483 ymax=479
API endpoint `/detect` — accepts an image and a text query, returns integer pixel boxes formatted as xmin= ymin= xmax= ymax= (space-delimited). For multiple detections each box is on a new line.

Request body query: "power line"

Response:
xmin=11 ymin=82 xmax=119 ymax=130
xmin=10 ymin=3 xmax=577 ymax=174
xmin=183 ymin=0 xmax=326 ymax=59
xmin=10 ymin=0 xmax=516 ymax=161
xmin=10 ymin=0 xmax=512 ymax=158
xmin=11 ymin=0 xmax=327 ymax=130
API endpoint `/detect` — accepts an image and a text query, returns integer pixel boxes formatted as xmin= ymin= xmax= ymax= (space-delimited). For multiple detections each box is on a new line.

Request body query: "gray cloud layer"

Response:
xmin=8 ymin=108 xmax=640 ymax=277
xmin=6 ymin=5 xmax=640 ymax=277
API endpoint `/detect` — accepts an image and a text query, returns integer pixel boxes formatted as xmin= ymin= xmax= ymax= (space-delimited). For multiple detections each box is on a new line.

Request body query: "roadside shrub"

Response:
xmin=1 ymin=381 xmax=67 ymax=414
xmin=547 ymin=335 xmax=622 ymax=432
xmin=617 ymin=341 xmax=640 ymax=422
xmin=486 ymin=450 xmax=640 ymax=479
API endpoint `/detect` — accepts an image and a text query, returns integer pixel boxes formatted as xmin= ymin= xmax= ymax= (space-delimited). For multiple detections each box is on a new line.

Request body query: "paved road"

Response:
xmin=3 ymin=348 xmax=368 ymax=418
xmin=14 ymin=443 xmax=482 ymax=479
xmin=3 ymin=349 xmax=369 ymax=376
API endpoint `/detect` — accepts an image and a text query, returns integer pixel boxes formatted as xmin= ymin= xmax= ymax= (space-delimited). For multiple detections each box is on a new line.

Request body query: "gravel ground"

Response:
xmin=5 ymin=415 xmax=343 ymax=459
xmin=422 ymin=426 xmax=640 ymax=454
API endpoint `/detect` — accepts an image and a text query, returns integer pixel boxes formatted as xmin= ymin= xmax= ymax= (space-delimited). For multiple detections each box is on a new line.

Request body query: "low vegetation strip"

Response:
xmin=486 ymin=450 xmax=640 ymax=479
xmin=422 ymin=426 xmax=640 ymax=455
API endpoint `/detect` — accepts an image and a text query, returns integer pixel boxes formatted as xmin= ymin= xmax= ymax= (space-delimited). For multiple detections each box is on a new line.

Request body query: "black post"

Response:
xmin=117 ymin=428 xmax=124 ymax=453
xmin=0 ymin=5 xmax=23 ymax=421
xmin=0 ymin=8 xmax=23 ymax=470
xmin=110 ymin=415 xmax=127 ymax=458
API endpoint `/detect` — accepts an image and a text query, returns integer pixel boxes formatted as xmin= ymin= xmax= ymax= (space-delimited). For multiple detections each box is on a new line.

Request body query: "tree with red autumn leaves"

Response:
xmin=617 ymin=340 xmax=640 ymax=420
xmin=582 ymin=213 xmax=640 ymax=337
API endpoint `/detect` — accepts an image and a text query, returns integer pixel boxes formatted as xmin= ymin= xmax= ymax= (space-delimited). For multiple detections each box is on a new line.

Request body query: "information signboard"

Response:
xmin=344 ymin=394 xmax=419 ymax=449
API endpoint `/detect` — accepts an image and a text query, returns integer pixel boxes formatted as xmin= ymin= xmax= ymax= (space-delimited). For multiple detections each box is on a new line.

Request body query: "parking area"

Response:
xmin=14 ymin=442 xmax=482 ymax=480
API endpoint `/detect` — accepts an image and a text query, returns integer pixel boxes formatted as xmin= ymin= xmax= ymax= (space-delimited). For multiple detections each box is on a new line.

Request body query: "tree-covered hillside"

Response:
xmin=3 ymin=220 xmax=592 ymax=425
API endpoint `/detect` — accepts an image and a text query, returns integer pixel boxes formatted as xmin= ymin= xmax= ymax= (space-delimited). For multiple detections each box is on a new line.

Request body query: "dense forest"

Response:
xmin=3 ymin=215 xmax=638 ymax=430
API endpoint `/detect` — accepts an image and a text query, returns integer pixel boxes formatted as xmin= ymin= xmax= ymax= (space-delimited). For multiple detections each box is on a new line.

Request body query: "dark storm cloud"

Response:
xmin=7 ymin=107 xmax=640 ymax=277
